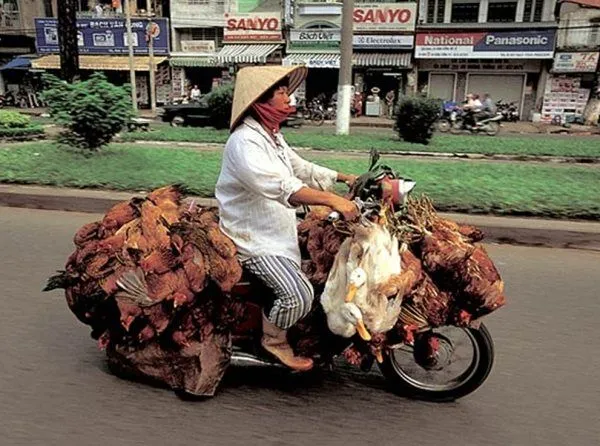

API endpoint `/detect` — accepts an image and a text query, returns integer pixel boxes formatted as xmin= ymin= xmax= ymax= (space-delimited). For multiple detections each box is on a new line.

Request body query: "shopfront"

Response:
xmin=215 ymin=11 xmax=284 ymax=69
xmin=541 ymin=51 xmax=600 ymax=124
xmin=415 ymin=29 xmax=557 ymax=119
xmin=33 ymin=16 xmax=171 ymax=107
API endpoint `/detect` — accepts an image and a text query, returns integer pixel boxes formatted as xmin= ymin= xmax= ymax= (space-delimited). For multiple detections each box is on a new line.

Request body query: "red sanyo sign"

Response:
xmin=224 ymin=13 xmax=282 ymax=42
xmin=353 ymin=3 xmax=416 ymax=31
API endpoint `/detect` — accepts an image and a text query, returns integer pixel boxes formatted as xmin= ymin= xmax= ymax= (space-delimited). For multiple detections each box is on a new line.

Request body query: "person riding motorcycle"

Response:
xmin=215 ymin=66 xmax=359 ymax=372
xmin=480 ymin=93 xmax=497 ymax=121
xmin=462 ymin=93 xmax=482 ymax=128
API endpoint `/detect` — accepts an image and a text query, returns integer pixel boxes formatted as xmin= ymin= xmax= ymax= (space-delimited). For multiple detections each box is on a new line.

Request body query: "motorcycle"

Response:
xmin=437 ymin=101 xmax=461 ymax=133
xmin=222 ymin=173 xmax=495 ymax=402
xmin=496 ymin=100 xmax=519 ymax=122
xmin=450 ymin=111 xmax=503 ymax=136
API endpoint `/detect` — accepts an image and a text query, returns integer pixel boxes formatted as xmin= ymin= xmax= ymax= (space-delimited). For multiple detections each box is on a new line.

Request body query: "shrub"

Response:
xmin=0 ymin=110 xmax=31 ymax=129
xmin=0 ymin=125 xmax=45 ymax=140
xmin=205 ymin=83 xmax=234 ymax=130
xmin=395 ymin=96 xmax=442 ymax=145
xmin=42 ymin=72 xmax=134 ymax=151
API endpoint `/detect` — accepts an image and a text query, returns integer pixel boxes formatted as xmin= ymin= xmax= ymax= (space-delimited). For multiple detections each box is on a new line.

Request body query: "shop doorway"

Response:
xmin=184 ymin=67 xmax=227 ymax=97
xmin=305 ymin=68 xmax=339 ymax=102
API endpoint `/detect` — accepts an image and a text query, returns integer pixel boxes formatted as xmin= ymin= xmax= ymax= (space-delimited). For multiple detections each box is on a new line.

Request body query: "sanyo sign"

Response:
xmin=353 ymin=3 xmax=416 ymax=32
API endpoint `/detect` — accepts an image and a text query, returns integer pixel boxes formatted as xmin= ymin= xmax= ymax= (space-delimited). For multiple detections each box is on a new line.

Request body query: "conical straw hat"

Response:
xmin=230 ymin=65 xmax=308 ymax=130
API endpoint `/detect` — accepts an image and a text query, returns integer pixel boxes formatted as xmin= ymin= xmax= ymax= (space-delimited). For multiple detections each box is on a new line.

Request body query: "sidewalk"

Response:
xmin=2 ymin=184 xmax=599 ymax=252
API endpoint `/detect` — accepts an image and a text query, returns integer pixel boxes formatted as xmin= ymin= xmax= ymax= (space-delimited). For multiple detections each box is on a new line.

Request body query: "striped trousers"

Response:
xmin=242 ymin=256 xmax=315 ymax=330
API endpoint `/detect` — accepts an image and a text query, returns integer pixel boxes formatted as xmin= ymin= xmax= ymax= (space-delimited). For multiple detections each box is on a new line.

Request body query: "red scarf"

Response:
xmin=251 ymin=102 xmax=295 ymax=134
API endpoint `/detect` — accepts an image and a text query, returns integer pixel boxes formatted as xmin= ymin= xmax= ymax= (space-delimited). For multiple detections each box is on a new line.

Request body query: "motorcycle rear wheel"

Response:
xmin=378 ymin=323 xmax=494 ymax=402
xmin=450 ymin=121 xmax=463 ymax=134
xmin=437 ymin=119 xmax=451 ymax=133
xmin=311 ymin=111 xmax=325 ymax=126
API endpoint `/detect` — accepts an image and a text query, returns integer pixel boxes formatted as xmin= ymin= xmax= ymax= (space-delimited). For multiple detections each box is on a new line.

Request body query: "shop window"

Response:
xmin=487 ymin=1 xmax=517 ymax=23
xmin=523 ymin=0 xmax=533 ymax=21
xmin=426 ymin=0 xmax=446 ymax=24
xmin=187 ymin=0 xmax=210 ymax=4
xmin=451 ymin=1 xmax=479 ymax=23
xmin=190 ymin=27 xmax=223 ymax=47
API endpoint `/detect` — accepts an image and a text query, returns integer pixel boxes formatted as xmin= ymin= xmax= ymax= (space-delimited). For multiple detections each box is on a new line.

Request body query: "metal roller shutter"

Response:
xmin=467 ymin=74 xmax=524 ymax=109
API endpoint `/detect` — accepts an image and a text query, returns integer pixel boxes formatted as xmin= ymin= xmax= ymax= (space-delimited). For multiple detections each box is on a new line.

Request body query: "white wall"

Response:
xmin=557 ymin=3 xmax=600 ymax=49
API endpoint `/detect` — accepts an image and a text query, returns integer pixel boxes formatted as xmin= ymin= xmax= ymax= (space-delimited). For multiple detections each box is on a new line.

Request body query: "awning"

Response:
xmin=31 ymin=55 xmax=167 ymax=71
xmin=0 ymin=56 xmax=34 ymax=71
xmin=216 ymin=44 xmax=280 ymax=64
xmin=353 ymin=52 xmax=412 ymax=68
xmin=282 ymin=53 xmax=340 ymax=69
xmin=169 ymin=56 xmax=222 ymax=68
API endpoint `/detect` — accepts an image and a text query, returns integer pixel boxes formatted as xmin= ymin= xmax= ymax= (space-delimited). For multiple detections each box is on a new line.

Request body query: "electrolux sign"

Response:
xmin=415 ymin=29 xmax=556 ymax=59
xmin=34 ymin=18 xmax=170 ymax=55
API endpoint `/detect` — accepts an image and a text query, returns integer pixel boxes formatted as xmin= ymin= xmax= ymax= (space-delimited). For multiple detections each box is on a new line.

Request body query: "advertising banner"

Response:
xmin=353 ymin=3 xmax=417 ymax=32
xmin=415 ymin=29 xmax=556 ymax=59
xmin=553 ymin=52 xmax=599 ymax=73
xmin=223 ymin=12 xmax=282 ymax=42
xmin=353 ymin=34 xmax=413 ymax=49
xmin=289 ymin=29 xmax=340 ymax=50
xmin=34 ymin=17 xmax=169 ymax=55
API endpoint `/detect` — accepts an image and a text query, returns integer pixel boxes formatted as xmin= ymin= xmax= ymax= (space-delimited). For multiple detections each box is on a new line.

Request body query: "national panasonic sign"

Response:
xmin=353 ymin=3 xmax=416 ymax=32
xmin=415 ymin=29 xmax=556 ymax=59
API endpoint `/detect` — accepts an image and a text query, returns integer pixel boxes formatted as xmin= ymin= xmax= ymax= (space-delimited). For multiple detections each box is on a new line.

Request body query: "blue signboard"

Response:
xmin=34 ymin=18 xmax=170 ymax=55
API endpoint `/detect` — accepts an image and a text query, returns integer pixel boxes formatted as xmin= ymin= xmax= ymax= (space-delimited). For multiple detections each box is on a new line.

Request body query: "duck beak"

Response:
xmin=374 ymin=349 xmax=384 ymax=363
xmin=345 ymin=283 xmax=358 ymax=303
xmin=356 ymin=319 xmax=371 ymax=341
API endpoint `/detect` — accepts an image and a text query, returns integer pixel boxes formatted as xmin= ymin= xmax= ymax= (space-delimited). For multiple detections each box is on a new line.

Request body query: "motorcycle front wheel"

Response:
xmin=378 ymin=323 xmax=494 ymax=402
xmin=485 ymin=122 xmax=500 ymax=136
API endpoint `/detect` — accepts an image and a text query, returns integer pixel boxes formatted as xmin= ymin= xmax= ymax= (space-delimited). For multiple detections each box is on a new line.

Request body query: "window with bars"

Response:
xmin=487 ymin=1 xmax=517 ymax=22
xmin=533 ymin=0 xmax=543 ymax=22
xmin=451 ymin=2 xmax=480 ymax=23
xmin=523 ymin=0 xmax=533 ymax=21
xmin=426 ymin=0 xmax=446 ymax=24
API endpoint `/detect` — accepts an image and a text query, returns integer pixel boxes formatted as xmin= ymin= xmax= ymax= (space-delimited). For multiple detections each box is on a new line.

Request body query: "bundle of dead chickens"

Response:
xmin=45 ymin=184 xmax=506 ymax=392
xmin=44 ymin=185 xmax=245 ymax=396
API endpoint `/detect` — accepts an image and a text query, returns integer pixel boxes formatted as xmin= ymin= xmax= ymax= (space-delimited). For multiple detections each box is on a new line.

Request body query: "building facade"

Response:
xmin=169 ymin=0 xmax=284 ymax=101
xmin=283 ymin=1 xmax=417 ymax=116
xmin=415 ymin=0 xmax=558 ymax=119
xmin=542 ymin=0 xmax=600 ymax=123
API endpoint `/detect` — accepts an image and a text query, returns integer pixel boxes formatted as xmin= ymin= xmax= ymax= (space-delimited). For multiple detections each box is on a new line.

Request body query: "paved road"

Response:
xmin=1 ymin=207 xmax=599 ymax=446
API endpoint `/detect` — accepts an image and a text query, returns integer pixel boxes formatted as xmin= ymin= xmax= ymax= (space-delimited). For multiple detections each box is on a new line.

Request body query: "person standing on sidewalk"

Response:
xmin=215 ymin=66 xmax=359 ymax=371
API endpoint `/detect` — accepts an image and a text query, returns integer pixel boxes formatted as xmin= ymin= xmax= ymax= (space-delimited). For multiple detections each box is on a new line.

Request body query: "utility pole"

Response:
xmin=335 ymin=0 xmax=354 ymax=135
xmin=125 ymin=0 xmax=138 ymax=113
xmin=146 ymin=0 xmax=157 ymax=115
xmin=57 ymin=0 xmax=79 ymax=83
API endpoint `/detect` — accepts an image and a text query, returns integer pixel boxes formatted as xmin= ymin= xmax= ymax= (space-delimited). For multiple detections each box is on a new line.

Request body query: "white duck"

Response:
xmin=321 ymin=239 xmax=371 ymax=340
xmin=343 ymin=221 xmax=404 ymax=334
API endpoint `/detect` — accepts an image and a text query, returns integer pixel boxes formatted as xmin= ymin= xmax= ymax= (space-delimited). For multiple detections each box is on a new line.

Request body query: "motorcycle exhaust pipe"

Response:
xmin=230 ymin=351 xmax=286 ymax=368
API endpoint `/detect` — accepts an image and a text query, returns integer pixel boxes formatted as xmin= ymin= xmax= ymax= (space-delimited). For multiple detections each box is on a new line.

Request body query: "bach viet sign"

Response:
xmin=415 ymin=29 xmax=556 ymax=59
xmin=224 ymin=12 xmax=282 ymax=42
xmin=34 ymin=17 xmax=169 ymax=55
xmin=353 ymin=3 xmax=416 ymax=32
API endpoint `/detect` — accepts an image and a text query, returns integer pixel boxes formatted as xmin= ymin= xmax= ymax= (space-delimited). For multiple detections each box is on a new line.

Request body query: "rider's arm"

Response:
xmin=285 ymin=143 xmax=357 ymax=190
xmin=289 ymin=187 xmax=359 ymax=221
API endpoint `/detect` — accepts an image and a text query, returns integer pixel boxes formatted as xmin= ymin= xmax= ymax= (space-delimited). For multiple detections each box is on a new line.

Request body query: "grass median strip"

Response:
xmin=2 ymin=142 xmax=599 ymax=219
xmin=120 ymin=125 xmax=600 ymax=158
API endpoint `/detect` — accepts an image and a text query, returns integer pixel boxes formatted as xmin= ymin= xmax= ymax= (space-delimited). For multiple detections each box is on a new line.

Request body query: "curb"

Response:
xmin=1 ymin=184 xmax=600 ymax=252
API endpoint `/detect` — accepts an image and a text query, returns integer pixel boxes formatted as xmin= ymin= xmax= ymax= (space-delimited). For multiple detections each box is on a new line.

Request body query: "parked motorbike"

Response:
xmin=450 ymin=111 xmax=503 ymax=136
xmin=496 ymin=100 xmax=519 ymax=122
xmin=225 ymin=175 xmax=495 ymax=402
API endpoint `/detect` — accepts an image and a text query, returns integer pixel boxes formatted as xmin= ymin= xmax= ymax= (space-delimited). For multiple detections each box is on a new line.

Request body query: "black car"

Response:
xmin=160 ymin=98 xmax=212 ymax=127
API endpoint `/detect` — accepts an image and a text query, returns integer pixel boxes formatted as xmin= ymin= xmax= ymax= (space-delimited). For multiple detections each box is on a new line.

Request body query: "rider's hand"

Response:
xmin=338 ymin=173 xmax=358 ymax=189
xmin=331 ymin=196 xmax=360 ymax=221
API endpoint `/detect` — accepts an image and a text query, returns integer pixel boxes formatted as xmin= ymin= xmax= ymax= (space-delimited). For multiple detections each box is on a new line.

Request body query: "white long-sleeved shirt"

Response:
xmin=215 ymin=116 xmax=338 ymax=265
